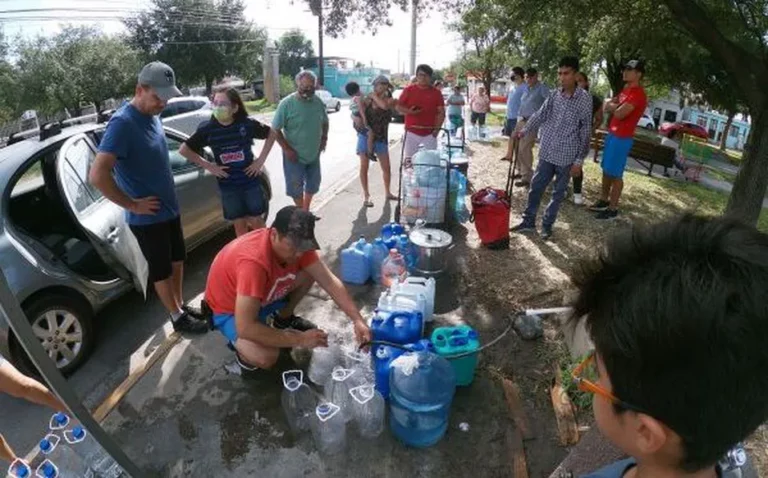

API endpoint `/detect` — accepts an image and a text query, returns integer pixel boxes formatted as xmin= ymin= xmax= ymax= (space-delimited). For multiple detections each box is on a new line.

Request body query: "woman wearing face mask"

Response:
xmin=180 ymin=87 xmax=284 ymax=236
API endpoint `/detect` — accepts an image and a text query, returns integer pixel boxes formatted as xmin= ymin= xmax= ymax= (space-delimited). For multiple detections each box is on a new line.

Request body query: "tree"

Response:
xmin=0 ymin=28 xmax=18 ymax=123
xmin=661 ymin=0 xmax=768 ymax=225
xmin=275 ymin=29 xmax=314 ymax=78
xmin=125 ymin=0 xmax=267 ymax=94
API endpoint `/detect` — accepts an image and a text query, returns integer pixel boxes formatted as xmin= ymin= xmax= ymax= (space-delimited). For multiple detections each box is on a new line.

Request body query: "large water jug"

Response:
xmin=64 ymin=426 xmax=122 ymax=478
xmin=381 ymin=249 xmax=408 ymax=287
xmin=349 ymin=384 xmax=385 ymax=438
xmin=396 ymin=234 xmax=418 ymax=270
xmin=310 ymin=402 xmax=346 ymax=455
xmin=381 ymin=222 xmax=405 ymax=242
xmin=38 ymin=434 xmax=88 ymax=477
xmin=392 ymin=277 xmax=436 ymax=321
xmin=340 ymin=237 xmax=370 ymax=285
xmin=377 ymin=291 xmax=427 ymax=330
xmin=324 ymin=367 xmax=357 ymax=423
xmin=8 ymin=459 xmax=31 ymax=478
xmin=370 ymin=310 xmax=424 ymax=345
xmin=308 ymin=345 xmax=341 ymax=386
xmin=368 ymin=238 xmax=389 ymax=285
xmin=389 ymin=346 xmax=457 ymax=448
xmin=372 ymin=344 xmax=406 ymax=399
xmin=281 ymin=370 xmax=317 ymax=434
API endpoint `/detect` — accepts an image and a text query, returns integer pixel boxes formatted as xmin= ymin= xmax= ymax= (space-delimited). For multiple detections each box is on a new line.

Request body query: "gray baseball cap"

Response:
xmin=138 ymin=62 xmax=182 ymax=101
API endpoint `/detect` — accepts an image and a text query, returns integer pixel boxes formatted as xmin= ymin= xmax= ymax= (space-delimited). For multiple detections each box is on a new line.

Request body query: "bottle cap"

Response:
xmin=53 ymin=413 xmax=67 ymax=425
xmin=39 ymin=439 xmax=51 ymax=453
xmin=41 ymin=463 xmax=56 ymax=478
xmin=72 ymin=426 xmax=85 ymax=439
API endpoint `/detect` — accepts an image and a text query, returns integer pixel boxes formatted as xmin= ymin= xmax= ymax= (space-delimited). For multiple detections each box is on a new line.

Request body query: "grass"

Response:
xmin=244 ymin=99 xmax=276 ymax=115
xmin=560 ymin=354 xmax=593 ymax=413
xmin=486 ymin=110 xmax=507 ymax=128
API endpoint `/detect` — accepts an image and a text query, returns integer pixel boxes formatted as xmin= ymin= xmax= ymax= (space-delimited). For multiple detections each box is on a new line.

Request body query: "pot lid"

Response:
xmin=409 ymin=228 xmax=453 ymax=248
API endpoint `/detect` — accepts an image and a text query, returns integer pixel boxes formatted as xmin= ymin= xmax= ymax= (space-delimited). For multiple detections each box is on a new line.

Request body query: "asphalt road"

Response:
xmin=0 ymin=98 xmax=404 ymax=456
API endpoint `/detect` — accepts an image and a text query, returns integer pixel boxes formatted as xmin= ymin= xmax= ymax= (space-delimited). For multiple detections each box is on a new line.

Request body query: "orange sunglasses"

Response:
xmin=572 ymin=352 xmax=646 ymax=413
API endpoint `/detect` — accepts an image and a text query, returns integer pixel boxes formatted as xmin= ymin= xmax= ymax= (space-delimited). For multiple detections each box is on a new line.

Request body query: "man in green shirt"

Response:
xmin=269 ymin=70 xmax=329 ymax=211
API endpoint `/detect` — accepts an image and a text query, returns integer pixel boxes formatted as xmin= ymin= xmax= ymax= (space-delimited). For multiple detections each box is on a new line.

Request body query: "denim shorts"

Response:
xmin=602 ymin=134 xmax=634 ymax=179
xmin=284 ymin=158 xmax=322 ymax=198
xmin=356 ymin=131 xmax=389 ymax=156
xmin=220 ymin=183 xmax=266 ymax=220
xmin=213 ymin=300 xmax=288 ymax=344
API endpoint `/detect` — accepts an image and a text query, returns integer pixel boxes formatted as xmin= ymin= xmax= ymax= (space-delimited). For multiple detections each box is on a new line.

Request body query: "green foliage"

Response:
xmin=275 ymin=29 xmax=314 ymax=77
xmin=279 ymin=75 xmax=296 ymax=98
xmin=560 ymin=354 xmax=593 ymax=413
xmin=125 ymin=0 xmax=267 ymax=93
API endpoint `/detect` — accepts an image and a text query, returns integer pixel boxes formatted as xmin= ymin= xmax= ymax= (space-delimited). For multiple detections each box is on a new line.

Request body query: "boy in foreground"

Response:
xmin=570 ymin=214 xmax=768 ymax=477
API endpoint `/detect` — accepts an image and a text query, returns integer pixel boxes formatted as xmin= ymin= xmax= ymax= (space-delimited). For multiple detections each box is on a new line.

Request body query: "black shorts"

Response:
xmin=471 ymin=112 xmax=487 ymax=126
xmin=129 ymin=217 xmax=186 ymax=283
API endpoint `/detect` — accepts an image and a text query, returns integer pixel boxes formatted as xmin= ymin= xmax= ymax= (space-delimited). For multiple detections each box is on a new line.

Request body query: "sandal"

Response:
xmin=386 ymin=194 xmax=398 ymax=201
xmin=364 ymin=199 xmax=374 ymax=208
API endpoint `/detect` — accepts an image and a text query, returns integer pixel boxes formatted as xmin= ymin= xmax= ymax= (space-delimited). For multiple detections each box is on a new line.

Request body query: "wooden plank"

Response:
xmin=502 ymin=377 xmax=534 ymax=441
xmin=507 ymin=427 xmax=530 ymax=478
xmin=551 ymin=371 xmax=580 ymax=446
xmin=92 ymin=331 xmax=182 ymax=422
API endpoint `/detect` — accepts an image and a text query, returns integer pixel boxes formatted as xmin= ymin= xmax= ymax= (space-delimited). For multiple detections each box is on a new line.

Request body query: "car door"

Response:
xmin=163 ymin=129 xmax=225 ymax=248
xmin=56 ymin=134 xmax=148 ymax=295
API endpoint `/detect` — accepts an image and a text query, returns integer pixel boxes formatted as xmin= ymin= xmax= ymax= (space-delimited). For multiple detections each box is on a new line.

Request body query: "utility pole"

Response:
xmin=310 ymin=0 xmax=324 ymax=87
xmin=410 ymin=0 xmax=418 ymax=75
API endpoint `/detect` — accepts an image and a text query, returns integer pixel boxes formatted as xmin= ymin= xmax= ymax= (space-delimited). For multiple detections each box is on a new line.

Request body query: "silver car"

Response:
xmin=0 ymin=123 xmax=271 ymax=374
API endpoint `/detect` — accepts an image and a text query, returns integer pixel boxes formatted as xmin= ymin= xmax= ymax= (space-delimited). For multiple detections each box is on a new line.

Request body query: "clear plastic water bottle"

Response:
xmin=381 ymin=249 xmax=408 ymax=288
xmin=7 ymin=458 xmax=31 ymax=478
xmin=49 ymin=412 xmax=69 ymax=432
xmin=349 ymin=384 xmax=385 ymax=439
xmin=38 ymin=434 xmax=88 ymax=477
xmin=307 ymin=345 xmax=340 ymax=386
xmin=63 ymin=426 xmax=122 ymax=478
xmin=310 ymin=402 xmax=346 ymax=455
xmin=281 ymin=370 xmax=317 ymax=435
xmin=35 ymin=460 xmax=59 ymax=478
xmin=324 ymin=367 xmax=357 ymax=423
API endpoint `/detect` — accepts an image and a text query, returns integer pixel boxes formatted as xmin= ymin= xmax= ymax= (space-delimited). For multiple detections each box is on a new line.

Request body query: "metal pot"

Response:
xmin=409 ymin=227 xmax=453 ymax=276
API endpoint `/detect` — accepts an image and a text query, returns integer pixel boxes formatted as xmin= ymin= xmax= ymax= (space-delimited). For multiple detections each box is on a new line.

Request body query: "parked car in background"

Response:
xmin=316 ymin=90 xmax=341 ymax=112
xmin=160 ymin=96 xmax=211 ymax=119
xmin=659 ymin=121 xmax=709 ymax=140
xmin=391 ymin=88 xmax=405 ymax=123
xmin=637 ymin=113 xmax=656 ymax=130
xmin=0 ymin=123 xmax=272 ymax=375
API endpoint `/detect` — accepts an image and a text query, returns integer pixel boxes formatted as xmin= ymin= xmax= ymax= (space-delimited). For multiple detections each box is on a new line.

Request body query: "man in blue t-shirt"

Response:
xmin=502 ymin=66 xmax=526 ymax=161
xmin=90 ymin=61 xmax=207 ymax=334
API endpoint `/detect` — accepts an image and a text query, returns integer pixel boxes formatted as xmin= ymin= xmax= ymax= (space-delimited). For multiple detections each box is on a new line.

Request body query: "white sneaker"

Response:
xmin=573 ymin=193 xmax=584 ymax=205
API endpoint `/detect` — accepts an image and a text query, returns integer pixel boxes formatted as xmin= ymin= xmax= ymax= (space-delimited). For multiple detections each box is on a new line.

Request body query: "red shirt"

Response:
xmin=398 ymin=84 xmax=444 ymax=136
xmin=205 ymin=228 xmax=319 ymax=314
xmin=608 ymin=85 xmax=648 ymax=138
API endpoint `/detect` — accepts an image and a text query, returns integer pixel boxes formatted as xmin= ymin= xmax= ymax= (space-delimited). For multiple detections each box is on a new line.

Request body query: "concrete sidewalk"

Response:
xmin=100 ymin=142 xmax=517 ymax=477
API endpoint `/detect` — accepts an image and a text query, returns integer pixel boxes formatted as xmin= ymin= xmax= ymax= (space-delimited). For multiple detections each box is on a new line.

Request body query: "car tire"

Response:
xmin=334 ymin=102 xmax=341 ymax=112
xmin=9 ymin=294 xmax=94 ymax=377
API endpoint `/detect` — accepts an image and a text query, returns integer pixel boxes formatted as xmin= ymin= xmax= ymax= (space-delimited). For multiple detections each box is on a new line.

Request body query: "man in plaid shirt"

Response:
xmin=511 ymin=56 xmax=593 ymax=240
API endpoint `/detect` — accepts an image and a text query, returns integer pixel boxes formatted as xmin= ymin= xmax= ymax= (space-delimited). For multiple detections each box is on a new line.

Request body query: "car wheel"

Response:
xmin=9 ymin=294 xmax=94 ymax=376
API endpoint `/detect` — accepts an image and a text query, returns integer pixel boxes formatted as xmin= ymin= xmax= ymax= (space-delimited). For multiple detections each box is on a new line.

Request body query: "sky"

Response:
xmin=0 ymin=0 xmax=463 ymax=73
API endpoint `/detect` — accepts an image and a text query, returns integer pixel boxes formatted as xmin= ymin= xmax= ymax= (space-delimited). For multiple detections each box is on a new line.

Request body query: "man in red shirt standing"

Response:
xmin=204 ymin=206 xmax=371 ymax=376
xmin=589 ymin=60 xmax=648 ymax=220
xmin=396 ymin=64 xmax=446 ymax=159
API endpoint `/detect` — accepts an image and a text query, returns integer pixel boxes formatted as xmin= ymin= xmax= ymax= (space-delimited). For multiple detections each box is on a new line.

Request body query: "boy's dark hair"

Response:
xmin=344 ymin=81 xmax=361 ymax=96
xmin=525 ymin=67 xmax=538 ymax=77
xmin=416 ymin=64 xmax=433 ymax=77
xmin=213 ymin=87 xmax=248 ymax=122
xmin=511 ymin=67 xmax=525 ymax=79
xmin=559 ymin=56 xmax=580 ymax=72
xmin=571 ymin=215 xmax=768 ymax=472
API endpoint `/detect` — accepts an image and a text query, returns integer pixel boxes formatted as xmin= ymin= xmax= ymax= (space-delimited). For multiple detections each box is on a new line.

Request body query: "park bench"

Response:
xmin=591 ymin=129 xmax=676 ymax=176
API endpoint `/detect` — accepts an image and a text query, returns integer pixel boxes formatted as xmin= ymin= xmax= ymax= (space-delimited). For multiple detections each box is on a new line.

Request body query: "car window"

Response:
xmin=61 ymin=138 xmax=102 ymax=213
xmin=160 ymin=104 xmax=178 ymax=119
xmin=166 ymin=135 xmax=195 ymax=174
xmin=193 ymin=100 xmax=207 ymax=110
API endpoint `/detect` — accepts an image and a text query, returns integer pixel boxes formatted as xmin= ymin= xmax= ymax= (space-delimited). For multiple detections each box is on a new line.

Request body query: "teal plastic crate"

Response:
xmin=431 ymin=325 xmax=480 ymax=386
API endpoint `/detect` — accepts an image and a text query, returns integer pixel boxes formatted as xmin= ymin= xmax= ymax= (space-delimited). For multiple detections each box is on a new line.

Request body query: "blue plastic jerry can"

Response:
xmin=369 ymin=238 xmax=389 ymax=284
xmin=372 ymin=344 xmax=406 ymax=399
xmin=381 ymin=222 xmax=405 ymax=242
xmin=340 ymin=237 xmax=371 ymax=285
xmin=370 ymin=310 xmax=424 ymax=345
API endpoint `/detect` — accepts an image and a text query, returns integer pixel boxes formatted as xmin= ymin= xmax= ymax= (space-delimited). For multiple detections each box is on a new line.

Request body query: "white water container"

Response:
xmin=377 ymin=289 xmax=427 ymax=323
xmin=391 ymin=277 xmax=436 ymax=321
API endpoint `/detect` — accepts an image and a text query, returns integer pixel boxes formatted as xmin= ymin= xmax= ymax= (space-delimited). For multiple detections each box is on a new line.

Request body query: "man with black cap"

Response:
xmin=204 ymin=206 xmax=372 ymax=375
xmin=589 ymin=59 xmax=648 ymax=220
xmin=91 ymin=61 xmax=208 ymax=334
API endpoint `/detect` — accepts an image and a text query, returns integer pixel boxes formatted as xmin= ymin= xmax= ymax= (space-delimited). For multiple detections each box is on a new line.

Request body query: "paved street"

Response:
xmin=0 ymin=98 xmax=404 ymax=455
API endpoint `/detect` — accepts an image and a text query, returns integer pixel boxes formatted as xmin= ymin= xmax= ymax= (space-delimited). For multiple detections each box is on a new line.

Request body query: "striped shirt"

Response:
xmin=186 ymin=117 xmax=270 ymax=189
xmin=522 ymin=87 xmax=593 ymax=166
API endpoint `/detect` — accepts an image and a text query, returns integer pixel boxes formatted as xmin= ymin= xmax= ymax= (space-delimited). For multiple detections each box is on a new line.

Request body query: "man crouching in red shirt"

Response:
xmin=204 ymin=206 xmax=372 ymax=376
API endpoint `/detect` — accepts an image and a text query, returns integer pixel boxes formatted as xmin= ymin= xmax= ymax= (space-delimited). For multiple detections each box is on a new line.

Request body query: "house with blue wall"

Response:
xmin=306 ymin=57 xmax=390 ymax=99
xmin=683 ymin=108 xmax=751 ymax=150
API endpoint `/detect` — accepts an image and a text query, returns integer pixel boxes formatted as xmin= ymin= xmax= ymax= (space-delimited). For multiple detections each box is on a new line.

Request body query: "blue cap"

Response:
xmin=72 ymin=426 xmax=85 ymax=439
xmin=41 ymin=463 xmax=57 ymax=478
xmin=39 ymin=439 xmax=52 ymax=452
xmin=374 ymin=237 xmax=383 ymax=244
xmin=53 ymin=412 xmax=68 ymax=425
xmin=12 ymin=463 xmax=29 ymax=478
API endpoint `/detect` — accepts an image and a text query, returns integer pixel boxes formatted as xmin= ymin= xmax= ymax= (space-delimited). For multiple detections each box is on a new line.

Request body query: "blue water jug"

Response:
xmin=372 ymin=344 xmax=406 ymax=399
xmin=381 ymin=222 xmax=405 ymax=242
xmin=369 ymin=238 xmax=389 ymax=284
xmin=371 ymin=310 xmax=424 ymax=345
xmin=389 ymin=344 xmax=457 ymax=447
xmin=396 ymin=234 xmax=418 ymax=270
xmin=340 ymin=237 xmax=370 ymax=285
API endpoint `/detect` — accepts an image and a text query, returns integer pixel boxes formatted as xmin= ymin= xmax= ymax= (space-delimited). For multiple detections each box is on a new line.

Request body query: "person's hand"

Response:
xmin=284 ymin=147 xmax=299 ymax=163
xmin=570 ymin=164 xmax=583 ymax=176
xmin=129 ymin=197 xmax=160 ymax=215
xmin=244 ymin=158 xmax=264 ymax=177
xmin=205 ymin=162 xmax=229 ymax=179
xmin=353 ymin=320 xmax=372 ymax=346
xmin=298 ymin=329 xmax=329 ymax=348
